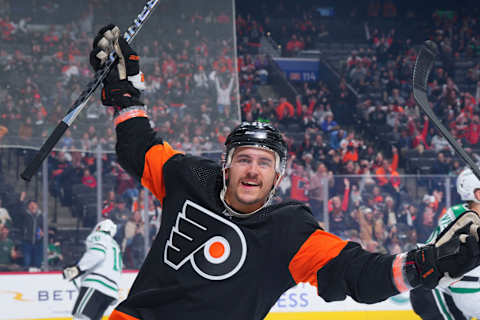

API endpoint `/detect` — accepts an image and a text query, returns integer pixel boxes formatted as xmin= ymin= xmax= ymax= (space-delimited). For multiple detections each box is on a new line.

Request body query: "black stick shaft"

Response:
xmin=413 ymin=40 xmax=480 ymax=180
xmin=20 ymin=0 xmax=160 ymax=182
xmin=21 ymin=122 xmax=69 ymax=181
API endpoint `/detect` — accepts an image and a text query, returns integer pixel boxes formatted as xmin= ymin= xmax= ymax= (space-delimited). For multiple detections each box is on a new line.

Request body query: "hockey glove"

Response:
xmin=62 ymin=265 xmax=83 ymax=281
xmin=435 ymin=211 xmax=480 ymax=246
xmin=89 ymin=24 xmax=145 ymax=110
xmin=405 ymin=222 xmax=480 ymax=289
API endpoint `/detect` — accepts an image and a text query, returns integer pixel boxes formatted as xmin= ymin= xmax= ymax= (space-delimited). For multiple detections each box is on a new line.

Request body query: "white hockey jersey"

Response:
xmin=77 ymin=231 xmax=122 ymax=299
xmin=426 ymin=203 xmax=480 ymax=318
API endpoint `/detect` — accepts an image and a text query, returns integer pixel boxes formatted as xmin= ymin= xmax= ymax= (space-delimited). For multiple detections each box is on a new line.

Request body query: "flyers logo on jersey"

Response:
xmin=164 ymin=200 xmax=247 ymax=280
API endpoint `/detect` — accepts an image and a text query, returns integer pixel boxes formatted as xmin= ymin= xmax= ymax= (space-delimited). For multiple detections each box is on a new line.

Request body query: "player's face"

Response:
xmin=225 ymin=147 xmax=277 ymax=213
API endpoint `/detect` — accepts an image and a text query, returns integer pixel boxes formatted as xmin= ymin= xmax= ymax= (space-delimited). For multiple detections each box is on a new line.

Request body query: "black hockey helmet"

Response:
xmin=224 ymin=121 xmax=287 ymax=174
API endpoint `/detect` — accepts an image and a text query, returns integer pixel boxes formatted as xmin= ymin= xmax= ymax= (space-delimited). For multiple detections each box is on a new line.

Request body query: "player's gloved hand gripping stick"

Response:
xmin=20 ymin=0 xmax=159 ymax=182
xmin=404 ymin=222 xmax=480 ymax=290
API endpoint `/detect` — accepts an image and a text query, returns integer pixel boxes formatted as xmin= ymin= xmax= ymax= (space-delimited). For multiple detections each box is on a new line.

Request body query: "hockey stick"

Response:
xmin=412 ymin=40 xmax=480 ymax=180
xmin=72 ymin=278 xmax=79 ymax=291
xmin=20 ymin=0 xmax=160 ymax=181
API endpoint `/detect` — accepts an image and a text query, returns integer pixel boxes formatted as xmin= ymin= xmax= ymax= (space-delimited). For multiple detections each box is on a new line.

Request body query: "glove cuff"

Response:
xmin=392 ymin=252 xmax=415 ymax=292
xmin=114 ymin=106 xmax=148 ymax=126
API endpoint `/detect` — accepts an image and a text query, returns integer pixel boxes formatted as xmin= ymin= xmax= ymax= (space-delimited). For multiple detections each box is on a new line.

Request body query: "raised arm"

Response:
xmin=89 ymin=25 xmax=181 ymax=203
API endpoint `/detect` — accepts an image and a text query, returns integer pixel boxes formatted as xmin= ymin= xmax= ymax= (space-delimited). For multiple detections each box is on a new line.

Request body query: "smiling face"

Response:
xmin=224 ymin=147 xmax=278 ymax=213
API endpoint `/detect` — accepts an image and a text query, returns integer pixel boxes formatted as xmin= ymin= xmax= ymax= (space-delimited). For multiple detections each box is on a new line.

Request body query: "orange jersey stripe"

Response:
xmin=114 ymin=109 xmax=148 ymax=126
xmin=289 ymin=230 xmax=347 ymax=287
xmin=109 ymin=309 xmax=140 ymax=320
xmin=141 ymin=142 xmax=182 ymax=204
xmin=392 ymin=253 xmax=410 ymax=292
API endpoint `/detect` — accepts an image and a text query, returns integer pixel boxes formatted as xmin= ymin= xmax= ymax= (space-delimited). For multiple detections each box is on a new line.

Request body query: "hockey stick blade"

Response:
xmin=20 ymin=0 xmax=160 ymax=182
xmin=413 ymin=40 xmax=480 ymax=180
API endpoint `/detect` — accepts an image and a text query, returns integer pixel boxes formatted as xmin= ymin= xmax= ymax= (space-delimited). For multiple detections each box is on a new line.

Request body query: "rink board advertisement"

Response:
xmin=0 ymin=272 xmax=418 ymax=320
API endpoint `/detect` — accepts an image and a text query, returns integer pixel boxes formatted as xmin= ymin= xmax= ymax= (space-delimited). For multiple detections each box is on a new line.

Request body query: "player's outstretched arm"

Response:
xmin=89 ymin=25 xmax=181 ymax=202
xmin=313 ymin=223 xmax=480 ymax=304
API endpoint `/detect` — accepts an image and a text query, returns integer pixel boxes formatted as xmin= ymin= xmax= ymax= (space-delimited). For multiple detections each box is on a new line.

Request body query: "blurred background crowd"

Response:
xmin=0 ymin=0 xmax=479 ymax=271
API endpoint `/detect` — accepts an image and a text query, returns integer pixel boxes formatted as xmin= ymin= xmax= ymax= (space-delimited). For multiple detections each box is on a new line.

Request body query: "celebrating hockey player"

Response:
xmin=63 ymin=219 xmax=122 ymax=320
xmin=88 ymin=25 xmax=480 ymax=320
xmin=410 ymin=168 xmax=480 ymax=320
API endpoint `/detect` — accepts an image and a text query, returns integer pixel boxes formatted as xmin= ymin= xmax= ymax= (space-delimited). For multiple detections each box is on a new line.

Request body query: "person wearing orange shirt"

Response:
xmin=375 ymin=146 xmax=400 ymax=194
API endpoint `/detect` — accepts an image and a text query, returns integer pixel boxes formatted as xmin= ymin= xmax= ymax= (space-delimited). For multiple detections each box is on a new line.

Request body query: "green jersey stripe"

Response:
xmin=84 ymin=278 xmax=118 ymax=292
xmin=449 ymin=287 xmax=480 ymax=294
xmin=433 ymin=289 xmax=453 ymax=320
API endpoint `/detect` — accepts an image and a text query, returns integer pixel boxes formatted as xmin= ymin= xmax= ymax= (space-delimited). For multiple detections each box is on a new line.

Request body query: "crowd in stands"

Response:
xmin=1 ymin=0 xmax=479 ymax=272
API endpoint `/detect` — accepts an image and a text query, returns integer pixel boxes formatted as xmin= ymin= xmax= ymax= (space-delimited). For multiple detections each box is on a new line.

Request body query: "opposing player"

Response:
xmin=88 ymin=25 xmax=480 ymax=320
xmin=63 ymin=219 xmax=122 ymax=320
xmin=410 ymin=168 xmax=480 ymax=320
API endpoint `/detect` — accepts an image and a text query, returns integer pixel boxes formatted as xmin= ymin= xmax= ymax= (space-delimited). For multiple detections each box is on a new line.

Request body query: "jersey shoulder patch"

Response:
xmin=451 ymin=203 xmax=469 ymax=217
xmin=86 ymin=232 xmax=110 ymax=251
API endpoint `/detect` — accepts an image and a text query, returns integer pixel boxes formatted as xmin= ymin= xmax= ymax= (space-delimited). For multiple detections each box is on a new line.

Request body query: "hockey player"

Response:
xmin=88 ymin=25 xmax=480 ymax=320
xmin=63 ymin=219 xmax=122 ymax=320
xmin=410 ymin=168 xmax=480 ymax=320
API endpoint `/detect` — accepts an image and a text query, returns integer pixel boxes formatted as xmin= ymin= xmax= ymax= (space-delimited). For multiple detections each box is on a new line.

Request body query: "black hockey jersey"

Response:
xmin=110 ymin=117 xmax=400 ymax=320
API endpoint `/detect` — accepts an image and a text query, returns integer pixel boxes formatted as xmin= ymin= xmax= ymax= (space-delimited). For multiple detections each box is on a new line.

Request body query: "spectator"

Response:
xmin=49 ymin=151 xmax=72 ymax=203
xmin=403 ymin=228 xmax=418 ymax=251
xmin=329 ymin=128 xmax=346 ymax=150
xmin=373 ymin=219 xmax=389 ymax=254
xmin=0 ymin=198 xmax=12 ymax=228
xmin=465 ymin=115 xmax=480 ymax=146
xmin=354 ymin=206 xmax=375 ymax=245
xmin=374 ymin=147 xmax=400 ymax=194
xmin=102 ymin=190 xmax=117 ymax=218
xmin=110 ymin=196 xmax=131 ymax=232
xmin=122 ymin=210 xmax=144 ymax=253
xmin=289 ymin=162 xmax=309 ymax=203
xmin=132 ymin=189 xmax=147 ymax=213
xmin=430 ymin=152 xmax=450 ymax=175
xmin=307 ymin=162 xmax=332 ymax=221
xmin=47 ymin=228 xmax=63 ymax=269
xmin=21 ymin=200 xmax=44 ymax=271
xmin=328 ymin=179 xmax=352 ymax=236
xmin=215 ymin=75 xmax=234 ymax=118
xmin=275 ymin=97 xmax=295 ymax=121
xmin=415 ymin=204 xmax=436 ymax=243
xmin=0 ymin=224 xmax=20 ymax=271
xmin=81 ymin=168 xmax=97 ymax=193
xmin=384 ymin=195 xmax=397 ymax=227
xmin=193 ymin=65 xmax=209 ymax=90
xmin=285 ymin=34 xmax=304 ymax=56
xmin=321 ymin=112 xmax=339 ymax=134
xmin=430 ymin=132 xmax=452 ymax=153
xmin=123 ymin=211 xmax=145 ymax=268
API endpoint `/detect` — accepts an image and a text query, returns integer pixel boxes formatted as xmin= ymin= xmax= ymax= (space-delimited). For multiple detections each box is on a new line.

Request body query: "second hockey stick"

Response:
xmin=20 ymin=0 xmax=160 ymax=182
xmin=412 ymin=40 xmax=480 ymax=180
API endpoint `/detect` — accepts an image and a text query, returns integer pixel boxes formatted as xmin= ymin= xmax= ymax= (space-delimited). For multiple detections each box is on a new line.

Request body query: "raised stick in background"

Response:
xmin=20 ymin=0 xmax=160 ymax=181
xmin=412 ymin=40 xmax=480 ymax=180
